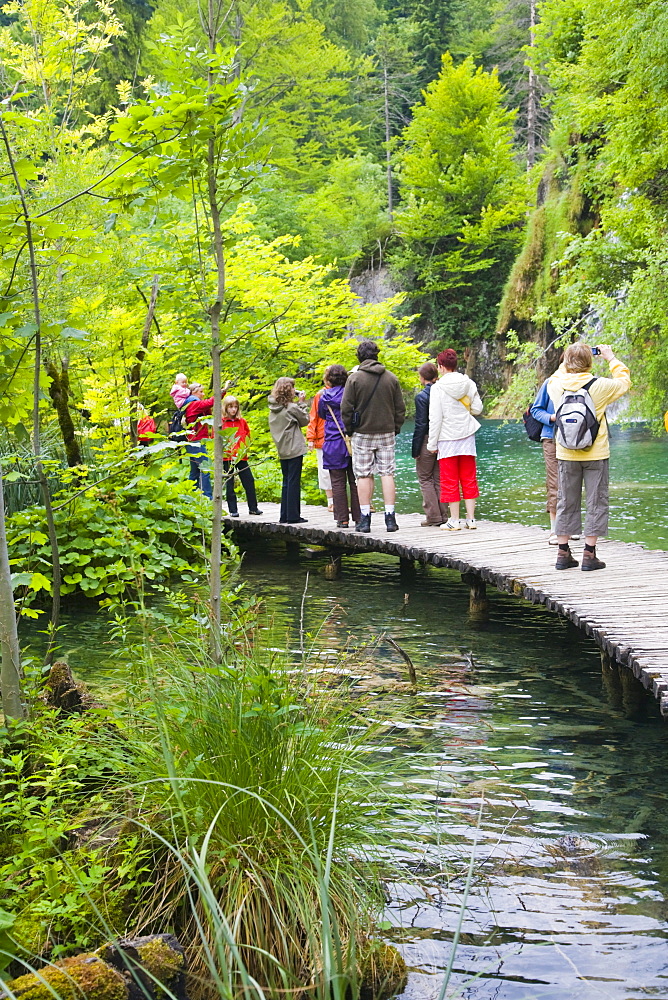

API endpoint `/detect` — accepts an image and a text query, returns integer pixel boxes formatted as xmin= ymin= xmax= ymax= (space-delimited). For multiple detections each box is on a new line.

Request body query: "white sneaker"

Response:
xmin=465 ymin=519 xmax=477 ymax=530
xmin=548 ymin=533 xmax=559 ymax=545
xmin=571 ymin=534 xmax=581 ymax=541
xmin=440 ymin=519 xmax=461 ymax=531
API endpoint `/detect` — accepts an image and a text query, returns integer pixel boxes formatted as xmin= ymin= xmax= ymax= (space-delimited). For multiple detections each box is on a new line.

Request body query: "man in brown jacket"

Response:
xmin=341 ymin=340 xmax=405 ymax=532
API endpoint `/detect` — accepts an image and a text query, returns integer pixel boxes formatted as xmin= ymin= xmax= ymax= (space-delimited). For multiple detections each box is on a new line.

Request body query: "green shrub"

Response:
xmin=7 ymin=458 xmax=237 ymax=602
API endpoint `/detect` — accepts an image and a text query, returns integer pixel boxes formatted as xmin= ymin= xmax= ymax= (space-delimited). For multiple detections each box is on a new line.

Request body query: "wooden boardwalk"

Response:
xmin=223 ymin=504 xmax=668 ymax=715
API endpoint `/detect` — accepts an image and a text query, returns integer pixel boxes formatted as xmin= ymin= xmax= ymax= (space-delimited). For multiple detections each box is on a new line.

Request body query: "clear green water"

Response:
xmin=395 ymin=420 xmax=668 ymax=550
xmin=20 ymin=424 xmax=668 ymax=998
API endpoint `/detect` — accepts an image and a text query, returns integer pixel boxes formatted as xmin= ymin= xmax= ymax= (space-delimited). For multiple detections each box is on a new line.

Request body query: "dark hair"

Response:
xmin=357 ymin=339 xmax=379 ymax=363
xmin=327 ymin=364 xmax=348 ymax=387
xmin=437 ymin=349 xmax=458 ymax=371
xmin=418 ymin=362 xmax=438 ymax=381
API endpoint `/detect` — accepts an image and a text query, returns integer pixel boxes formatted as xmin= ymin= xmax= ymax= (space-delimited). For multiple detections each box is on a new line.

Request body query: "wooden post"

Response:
xmin=324 ymin=554 xmax=342 ymax=580
xmin=620 ymin=664 xmax=646 ymax=719
xmin=285 ymin=539 xmax=300 ymax=562
xmin=461 ymin=572 xmax=488 ymax=618
xmin=600 ymin=650 xmax=623 ymax=710
xmin=399 ymin=557 xmax=415 ymax=576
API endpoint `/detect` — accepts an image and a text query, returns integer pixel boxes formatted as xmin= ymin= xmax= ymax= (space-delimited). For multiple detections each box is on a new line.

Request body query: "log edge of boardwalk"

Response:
xmin=223 ymin=503 xmax=668 ymax=717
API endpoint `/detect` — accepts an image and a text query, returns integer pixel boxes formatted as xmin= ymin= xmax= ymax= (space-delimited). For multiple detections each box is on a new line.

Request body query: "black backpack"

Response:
xmin=522 ymin=407 xmax=543 ymax=442
xmin=168 ymin=395 xmax=197 ymax=438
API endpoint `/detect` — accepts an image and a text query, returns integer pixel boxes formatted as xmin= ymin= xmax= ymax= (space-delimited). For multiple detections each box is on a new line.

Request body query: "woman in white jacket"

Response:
xmin=427 ymin=349 xmax=483 ymax=530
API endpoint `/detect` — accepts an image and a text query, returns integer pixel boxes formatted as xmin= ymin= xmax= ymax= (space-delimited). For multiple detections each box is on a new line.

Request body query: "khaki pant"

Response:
xmin=415 ymin=437 xmax=447 ymax=524
xmin=556 ymin=458 xmax=609 ymax=537
xmin=542 ymin=438 xmax=558 ymax=515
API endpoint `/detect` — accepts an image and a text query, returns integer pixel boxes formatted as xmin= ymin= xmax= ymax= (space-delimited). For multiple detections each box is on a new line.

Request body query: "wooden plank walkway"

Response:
xmin=223 ymin=504 xmax=668 ymax=716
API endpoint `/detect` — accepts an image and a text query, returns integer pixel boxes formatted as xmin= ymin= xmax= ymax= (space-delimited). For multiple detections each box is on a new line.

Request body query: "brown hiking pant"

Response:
xmin=330 ymin=463 xmax=361 ymax=524
xmin=415 ymin=436 xmax=447 ymax=524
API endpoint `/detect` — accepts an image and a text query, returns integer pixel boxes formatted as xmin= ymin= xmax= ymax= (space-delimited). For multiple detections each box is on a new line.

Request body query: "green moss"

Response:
xmin=136 ymin=938 xmax=184 ymax=994
xmin=7 ymin=955 xmax=128 ymax=1000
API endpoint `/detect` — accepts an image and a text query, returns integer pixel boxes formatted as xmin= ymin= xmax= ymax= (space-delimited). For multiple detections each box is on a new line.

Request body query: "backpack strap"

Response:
xmin=582 ymin=378 xmax=597 ymax=392
xmin=357 ymin=370 xmax=384 ymax=418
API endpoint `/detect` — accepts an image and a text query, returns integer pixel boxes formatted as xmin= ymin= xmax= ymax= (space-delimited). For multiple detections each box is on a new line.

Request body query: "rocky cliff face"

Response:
xmin=350 ymin=266 xmax=399 ymax=306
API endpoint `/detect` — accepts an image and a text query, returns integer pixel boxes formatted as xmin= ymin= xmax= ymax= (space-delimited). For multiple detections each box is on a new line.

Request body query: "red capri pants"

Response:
xmin=438 ymin=455 xmax=480 ymax=503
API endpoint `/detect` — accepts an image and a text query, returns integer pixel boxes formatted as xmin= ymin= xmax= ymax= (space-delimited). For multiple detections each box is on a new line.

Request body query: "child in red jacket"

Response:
xmin=221 ymin=396 xmax=262 ymax=517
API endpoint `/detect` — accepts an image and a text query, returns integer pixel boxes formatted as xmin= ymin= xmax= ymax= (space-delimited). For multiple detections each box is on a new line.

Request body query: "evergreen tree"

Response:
xmin=411 ymin=0 xmax=458 ymax=89
xmin=394 ymin=54 xmax=526 ymax=343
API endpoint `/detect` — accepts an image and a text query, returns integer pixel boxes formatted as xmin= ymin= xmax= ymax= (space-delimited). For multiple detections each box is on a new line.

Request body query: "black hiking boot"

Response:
xmin=581 ymin=548 xmax=606 ymax=571
xmin=555 ymin=546 xmax=578 ymax=570
xmin=385 ymin=512 xmax=399 ymax=532
xmin=355 ymin=513 xmax=371 ymax=533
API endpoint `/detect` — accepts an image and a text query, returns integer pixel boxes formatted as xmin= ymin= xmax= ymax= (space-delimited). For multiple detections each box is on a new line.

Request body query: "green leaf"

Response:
xmin=14 ymin=158 xmax=39 ymax=184
xmin=29 ymin=571 xmax=52 ymax=593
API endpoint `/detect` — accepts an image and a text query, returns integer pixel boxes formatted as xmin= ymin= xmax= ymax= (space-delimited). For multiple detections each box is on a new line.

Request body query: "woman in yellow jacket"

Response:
xmin=547 ymin=343 xmax=630 ymax=572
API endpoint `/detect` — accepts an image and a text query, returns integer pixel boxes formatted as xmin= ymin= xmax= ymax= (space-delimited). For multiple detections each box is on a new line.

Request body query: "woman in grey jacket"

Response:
xmin=268 ymin=377 xmax=309 ymax=523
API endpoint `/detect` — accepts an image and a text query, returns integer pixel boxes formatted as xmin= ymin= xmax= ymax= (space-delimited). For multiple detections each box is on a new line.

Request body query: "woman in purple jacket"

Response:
xmin=318 ymin=365 xmax=361 ymax=527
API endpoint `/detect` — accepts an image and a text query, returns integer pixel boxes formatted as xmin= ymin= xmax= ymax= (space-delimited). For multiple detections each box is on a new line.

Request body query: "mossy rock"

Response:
xmin=43 ymin=660 xmax=95 ymax=714
xmin=101 ymin=935 xmax=187 ymax=1000
xmin=4 ymin=955 xmax=128 ymax=1000
xmin=3 ymin=936 xmax=187 ymax=1000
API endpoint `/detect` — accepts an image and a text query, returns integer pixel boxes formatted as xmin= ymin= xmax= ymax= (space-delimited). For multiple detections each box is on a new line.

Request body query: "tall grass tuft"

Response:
xmin=101 ymin=634 xmax=390 ymax=1000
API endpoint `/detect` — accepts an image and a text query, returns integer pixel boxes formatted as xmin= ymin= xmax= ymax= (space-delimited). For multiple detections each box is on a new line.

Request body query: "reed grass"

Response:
xmin=97 ymin=629 xmax=391 ymax=1000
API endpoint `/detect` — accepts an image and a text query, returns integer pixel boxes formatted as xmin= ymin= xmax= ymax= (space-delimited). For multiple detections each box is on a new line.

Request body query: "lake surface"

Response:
xmin=21 ymin=422 xmax=668 ymax=998
xmin=395 ymin=420 xmax=668 ymax=551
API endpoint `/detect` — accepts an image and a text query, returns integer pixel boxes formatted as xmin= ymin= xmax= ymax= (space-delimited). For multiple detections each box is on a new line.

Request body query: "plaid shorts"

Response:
xmin=352 ymin=432 xmax=396 ymax=478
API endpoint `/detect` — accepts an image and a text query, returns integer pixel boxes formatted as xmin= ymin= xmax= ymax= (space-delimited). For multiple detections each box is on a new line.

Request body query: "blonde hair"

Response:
xmin=564 ymin=343 xmax=593 ymax=373
xmin=222 ymin=395 xmax=241 ymax=419
xmin=174 ymin=373 xmax=188 ymax=383
xmin=271 ymin=377 xmax=295 ymax=407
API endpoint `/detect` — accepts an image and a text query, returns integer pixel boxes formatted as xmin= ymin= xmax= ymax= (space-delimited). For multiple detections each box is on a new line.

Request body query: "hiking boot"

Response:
xmin=228 ymin=511 xmax=239 ymax=518
xmin=336 ymin=520 xmax=349 ymax=528
xmin=421 ymin=519 xmax=442 ymax=527
xmin=555 ymin=547 xmax=578 ymax=570
xmin=355 ymin=513 xmax=371 ymax=533
xmin=248 ymin=508 xmax=263 ymax=515
xmin=582 ymin=549 xmax=606 ymax=571
xmin=385 ymin=512 xmax=399 ymax=532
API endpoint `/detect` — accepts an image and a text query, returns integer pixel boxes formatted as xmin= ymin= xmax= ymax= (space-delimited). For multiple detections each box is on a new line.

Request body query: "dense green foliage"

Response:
xmin=498 ymin=0 xmax=668 ymax=420
xmin=7 ymin=455 xmax=222 ymax=603
xmin=393 ymin=54 xmax=526 ymax=346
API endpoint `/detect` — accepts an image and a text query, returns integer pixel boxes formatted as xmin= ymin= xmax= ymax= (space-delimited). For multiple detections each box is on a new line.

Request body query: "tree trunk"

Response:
xmin=128 ymin=276 xmax=159 ymax=444
xmin=46 ymin=358 xmax=82 ymax=466
xmin=526 ymin=0 xmax=538 ymax=170
xmin=0 ymin=462 xmax=24 ymax=720
xmin=383 ymin=63 xmax=393 ymax=219
xmin=207 ymin=0 xmax=226 ymax=664
xmin=0 ymin=113 xmax=62 ymax=666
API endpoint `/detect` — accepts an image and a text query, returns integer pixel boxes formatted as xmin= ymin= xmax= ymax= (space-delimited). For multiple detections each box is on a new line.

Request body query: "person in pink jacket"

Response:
xmin=170 ymin=373 xmax=190 ymax=409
